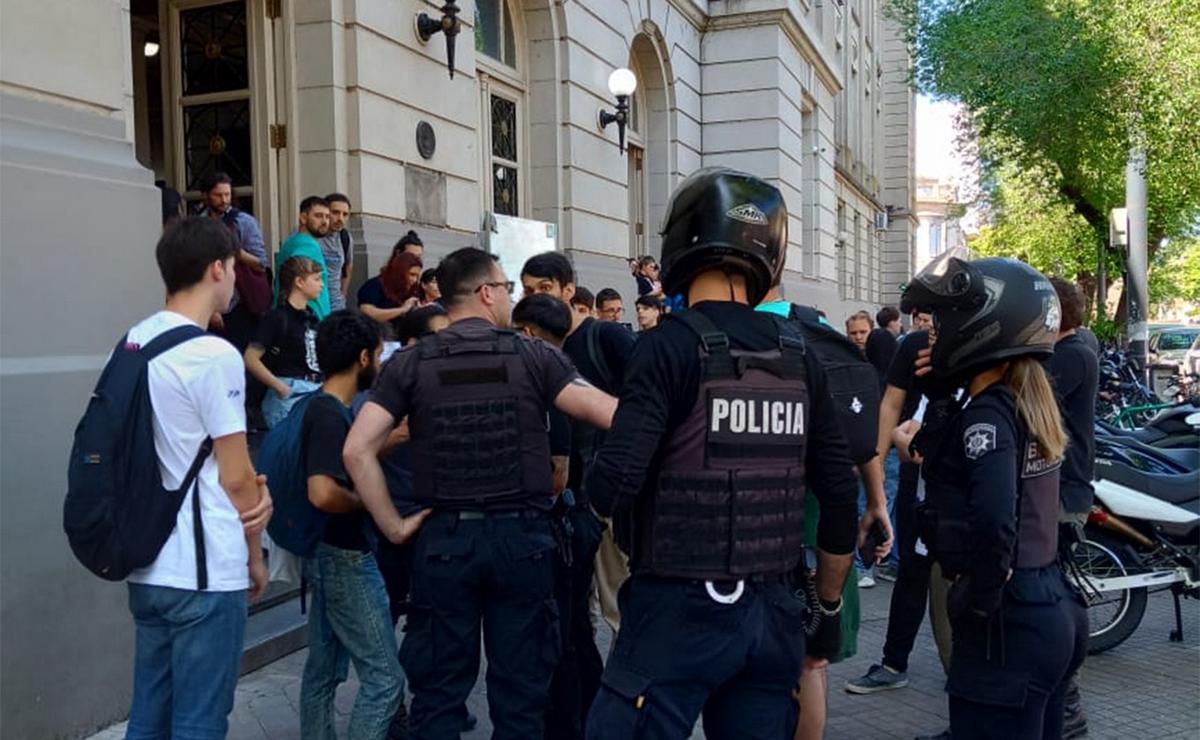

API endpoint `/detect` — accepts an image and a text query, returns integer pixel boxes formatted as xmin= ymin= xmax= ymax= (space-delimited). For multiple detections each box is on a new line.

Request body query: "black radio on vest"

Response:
xmin=632 ymin=309 xmax=809 ymax=580
xmin=406 ymin=329 xmax=554 ymax=508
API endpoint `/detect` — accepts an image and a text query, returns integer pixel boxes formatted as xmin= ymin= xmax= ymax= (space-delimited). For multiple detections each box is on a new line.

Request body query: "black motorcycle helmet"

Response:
xmin=658 ymin=167 xmax=787 ymax=305
xmin=901 ymin=250 xmax=1060 ymax=382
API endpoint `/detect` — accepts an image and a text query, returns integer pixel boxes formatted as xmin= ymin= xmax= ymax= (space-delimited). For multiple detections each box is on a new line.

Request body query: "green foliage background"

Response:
xmin=891 ymin=0 xmax=1200 ymax=315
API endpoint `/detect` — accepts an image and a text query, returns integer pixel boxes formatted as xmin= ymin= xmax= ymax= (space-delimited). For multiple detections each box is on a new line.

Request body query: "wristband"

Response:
xmin=817 ymin=597 xmax=842 ymax=616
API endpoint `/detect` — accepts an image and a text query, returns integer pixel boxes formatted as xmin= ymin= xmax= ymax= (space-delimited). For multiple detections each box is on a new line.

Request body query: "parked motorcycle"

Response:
xmin=1070 ymin=421 xmax=1200 ymax=653
xmin=1096 ymin=402 xmax=1200 ymax=450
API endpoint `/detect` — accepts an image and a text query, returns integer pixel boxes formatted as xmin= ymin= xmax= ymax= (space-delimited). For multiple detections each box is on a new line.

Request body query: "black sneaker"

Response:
xmin=914 ymin=730 xmax=951 ymax=740
xmin=845 ymin=663 xmax=909 ymax=694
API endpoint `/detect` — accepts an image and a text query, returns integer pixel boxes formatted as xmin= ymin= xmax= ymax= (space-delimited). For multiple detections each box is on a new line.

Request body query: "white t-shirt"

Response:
xmin=126 ymin=311 xmax=250 ymax=592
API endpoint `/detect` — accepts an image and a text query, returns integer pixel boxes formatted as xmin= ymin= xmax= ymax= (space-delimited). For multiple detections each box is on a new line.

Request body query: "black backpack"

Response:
xmin=64 ymin=326 xmax=214 ymax=588
xmin=785 ymin=305 xmax=881 ymax=465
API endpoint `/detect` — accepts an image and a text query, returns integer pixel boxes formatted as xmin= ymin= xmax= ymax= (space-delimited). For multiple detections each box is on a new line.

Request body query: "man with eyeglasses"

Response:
xmin=595 ymin=288 xmax=625 ymax=323
xmin=345 ymin=248 xmax=618 ymax=740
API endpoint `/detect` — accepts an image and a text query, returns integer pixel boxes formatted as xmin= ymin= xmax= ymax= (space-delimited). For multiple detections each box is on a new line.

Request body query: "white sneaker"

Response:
xmin=858 ymin=574 xmax=876 ymax=589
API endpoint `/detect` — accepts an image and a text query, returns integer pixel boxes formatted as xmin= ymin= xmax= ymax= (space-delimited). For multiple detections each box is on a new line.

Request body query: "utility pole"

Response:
xmin=1125 ymin=147 xmax=1149 ymax=373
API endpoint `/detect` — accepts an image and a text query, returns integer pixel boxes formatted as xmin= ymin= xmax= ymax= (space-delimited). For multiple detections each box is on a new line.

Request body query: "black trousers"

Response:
xmin=947 ymin=567 xmax=1088 ymax=740
xmin=546 ymin=506 xmax=606 ymax=740
xmin=882 ymin=471 xmax=934 ymax=673
xmin=375 ymin=537 xmax=414 ymax=625
xmin=401 ymin=510 xmax=560 ymax=740
xmin=585 ymin=574 xmax=805 ymax=740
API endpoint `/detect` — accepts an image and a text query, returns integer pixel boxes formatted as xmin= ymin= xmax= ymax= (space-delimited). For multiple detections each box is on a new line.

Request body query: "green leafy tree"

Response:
xmin=892 ymin=0 xmax=1200 ymax=313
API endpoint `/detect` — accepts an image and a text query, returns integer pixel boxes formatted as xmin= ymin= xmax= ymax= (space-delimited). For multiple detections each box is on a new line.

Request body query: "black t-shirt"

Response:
xmin=636 ymin=275 xmax=654 ymax=296
xmin=1044 ymin=333 xmax=1099 ymax=512
xmin=357 ymin=276 xmax=397 ymax=309
xmin=886 ymin=330 xmax=930 ymax=423
xmin=368 ymin=318 xmax=579 ymax=509
xmin=253 ymin=304 xmax=321 ymax=379
xmin=562 ymin=318 xmax=636 ymax=497
xmin=865 ymin=327 xmax=899 ymax=391
xmin=302 ymin=393 xmax=369 ymax=551
xmin=549 ymin=408 xmax=572 ymax=457
xmin=562 ymin=317 xmax=636 ymax=393
xmin=585 ymin=301 xmax=860 ymax=556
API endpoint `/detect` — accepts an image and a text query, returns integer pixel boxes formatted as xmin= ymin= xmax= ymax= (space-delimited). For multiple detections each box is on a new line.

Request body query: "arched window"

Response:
xmin=476 ymin=0 xmax=525 ymax=217
xmin=475 ymin=0 xmax=517 ymax=68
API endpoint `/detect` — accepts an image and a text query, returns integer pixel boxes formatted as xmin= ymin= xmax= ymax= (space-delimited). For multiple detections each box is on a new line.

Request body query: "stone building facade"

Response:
xmin=0 ymin=1 xmax=913 ymax=737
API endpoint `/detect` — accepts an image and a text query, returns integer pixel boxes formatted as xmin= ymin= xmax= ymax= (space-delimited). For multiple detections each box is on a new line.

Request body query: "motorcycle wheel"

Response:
xmin=1072 ymin=529 xmax=1149 ymax=654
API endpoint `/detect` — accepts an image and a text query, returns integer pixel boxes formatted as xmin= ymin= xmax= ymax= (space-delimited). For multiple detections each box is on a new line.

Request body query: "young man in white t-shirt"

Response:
xmin=124 ymin=217 xmax=273 ymax=740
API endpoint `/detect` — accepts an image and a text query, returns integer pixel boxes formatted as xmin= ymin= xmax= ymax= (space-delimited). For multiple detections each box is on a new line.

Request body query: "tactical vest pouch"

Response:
xmin=410 ymin=330 xmax=554 ymax=507
xmin=728 ymin=469 xmax=806 ymax=575
xmin=430 ymin=397 xmax=523 ymax=504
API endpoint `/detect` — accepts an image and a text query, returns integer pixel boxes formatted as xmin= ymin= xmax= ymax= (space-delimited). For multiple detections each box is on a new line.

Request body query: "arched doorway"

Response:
xmin=629 ymin=30 xmax=673 ymax=260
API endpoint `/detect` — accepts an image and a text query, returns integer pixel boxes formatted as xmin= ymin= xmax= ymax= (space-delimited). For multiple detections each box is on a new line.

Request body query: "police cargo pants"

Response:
xmin=946 ymin=567 xmax=1088 ymax=740
xmin=585 ymin=574 xmax=806 ymax=740
xmin=399 ymin=510 xmax=561 ymax=740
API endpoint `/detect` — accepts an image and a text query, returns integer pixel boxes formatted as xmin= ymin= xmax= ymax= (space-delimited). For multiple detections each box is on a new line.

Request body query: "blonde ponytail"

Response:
xmin=1004 ymin=357 xmax=1066 ymax=461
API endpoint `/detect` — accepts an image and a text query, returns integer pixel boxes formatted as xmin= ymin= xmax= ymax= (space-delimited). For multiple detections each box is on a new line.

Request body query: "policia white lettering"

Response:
xmin=710 ymin=397 xmax=805 ymax=436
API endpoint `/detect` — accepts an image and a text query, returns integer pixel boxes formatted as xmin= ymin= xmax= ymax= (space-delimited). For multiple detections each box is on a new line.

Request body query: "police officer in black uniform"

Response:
xmin=584 ymin=168 xmax=860 ymax=739
xmin=902 ymin=253 xmax=1089 ymax=740
xmin=345 ymin=248 xmax=617 ymax=740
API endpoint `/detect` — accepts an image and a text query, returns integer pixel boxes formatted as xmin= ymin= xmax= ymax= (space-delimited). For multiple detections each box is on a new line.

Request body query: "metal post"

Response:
xmin=1125 ymin=148 xmax=1148 ymax=373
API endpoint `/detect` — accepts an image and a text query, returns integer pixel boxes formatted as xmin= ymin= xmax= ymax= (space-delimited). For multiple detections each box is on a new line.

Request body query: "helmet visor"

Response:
xmin=901 ymin=247 xmax=977 ymax=313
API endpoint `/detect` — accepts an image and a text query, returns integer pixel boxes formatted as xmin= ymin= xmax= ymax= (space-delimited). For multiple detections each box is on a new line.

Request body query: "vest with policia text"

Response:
xmin=407 ymin=329 xmax=554 ymax=508
xmin=918 ymin=387 xmax=1061 ymax=579
xmin=633 ymin=310 xmax=809 ymax=579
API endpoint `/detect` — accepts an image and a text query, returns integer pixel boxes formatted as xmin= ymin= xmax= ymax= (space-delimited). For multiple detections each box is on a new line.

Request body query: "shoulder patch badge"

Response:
xmin=963 ymin=422 xmax=997 ymax=460
xmin=726 ymin=203 xmax=768 ymax=225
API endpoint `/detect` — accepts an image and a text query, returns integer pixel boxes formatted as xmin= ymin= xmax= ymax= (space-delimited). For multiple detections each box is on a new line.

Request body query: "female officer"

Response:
xmin=901 ymin=252 xmax=1088 ymax=740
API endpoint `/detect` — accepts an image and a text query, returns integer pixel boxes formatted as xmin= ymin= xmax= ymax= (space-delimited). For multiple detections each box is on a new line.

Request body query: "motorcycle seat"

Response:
xmin=1099 ymin=467 xmax=1195 ymax=508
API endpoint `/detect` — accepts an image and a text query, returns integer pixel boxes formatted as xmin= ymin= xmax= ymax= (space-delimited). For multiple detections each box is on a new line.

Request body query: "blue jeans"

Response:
xmin=262 ymin=377 xmax=321 ymax=428
xmin=883 ymin=448 xmax=900 ymax=566
xmin=301 ymin=543 xmax=403 ymax=740
xmin=858 ymin=448 xmax=901 ymax=572
xmin=126 ymin=584 xmax=248 ymax=740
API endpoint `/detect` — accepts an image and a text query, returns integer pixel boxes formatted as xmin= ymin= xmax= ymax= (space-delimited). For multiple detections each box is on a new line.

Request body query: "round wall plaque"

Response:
xmin=416 ymin=121 xmax=436 ymax=160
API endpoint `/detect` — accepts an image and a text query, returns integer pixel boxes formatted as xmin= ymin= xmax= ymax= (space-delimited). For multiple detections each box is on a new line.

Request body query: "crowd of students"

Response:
xmin=110 ymin=170 xmax=1096 ymax=740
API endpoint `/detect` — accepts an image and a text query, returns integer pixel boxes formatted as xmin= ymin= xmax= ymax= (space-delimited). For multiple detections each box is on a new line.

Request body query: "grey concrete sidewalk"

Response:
xmin=89 ymin=580 xmax=1199 ymax=739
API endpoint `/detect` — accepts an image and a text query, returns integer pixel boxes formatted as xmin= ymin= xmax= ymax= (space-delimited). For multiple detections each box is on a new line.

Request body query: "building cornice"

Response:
xmin=835 ymin=163 xmax=884 ymax=211
xmin=705 ymin=9 xmax=843 ymax=94
xmin=667 ymin=0 xmax=709 ymax=32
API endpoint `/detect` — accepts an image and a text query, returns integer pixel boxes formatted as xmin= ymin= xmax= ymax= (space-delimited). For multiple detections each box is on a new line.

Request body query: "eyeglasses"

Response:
xmin=474 ymin=280 xmax=515 ymax=295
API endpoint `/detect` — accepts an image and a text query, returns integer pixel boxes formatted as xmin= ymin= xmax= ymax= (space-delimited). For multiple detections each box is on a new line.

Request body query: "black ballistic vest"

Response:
xmin=408 ymin=329 xmax=554 ymax=508
xmin=634 ymin=311 xmax=809 ymax=579
xmin=919 ymin=389 xmax=1061 ymax=577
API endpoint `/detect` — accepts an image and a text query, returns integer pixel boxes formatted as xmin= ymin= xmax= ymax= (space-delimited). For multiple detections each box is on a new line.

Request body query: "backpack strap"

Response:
xmin=140 ymin=325 xmax=208 ymax=361
xmin=775 ymin=317 xmax=808 ymax=379
xmin=135 ymin=324 xmax=214 ymax=588
xmin=584 ymin=321 xmax=617 ymax=393
xmin=185 ymin=437 xmax=215 ymax=590
xmin=670 ymin=310 xmax=736 ymax=380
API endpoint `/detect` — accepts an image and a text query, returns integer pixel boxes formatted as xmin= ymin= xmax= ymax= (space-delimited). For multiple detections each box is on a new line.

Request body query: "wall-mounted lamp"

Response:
xmin=415 ymin=1 xmax=462 ymax=79
xmin=144 ymin=31 xmax=160 ymax=58
xmin=598 ymin=68 xmax=638 ymax=154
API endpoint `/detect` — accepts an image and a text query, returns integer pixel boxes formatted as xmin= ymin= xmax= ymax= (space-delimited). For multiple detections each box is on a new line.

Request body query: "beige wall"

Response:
xmin=1 ymin=1 xmax=165 ymax=737
xmin=277 ymin=0 xmax=909 ymax=315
